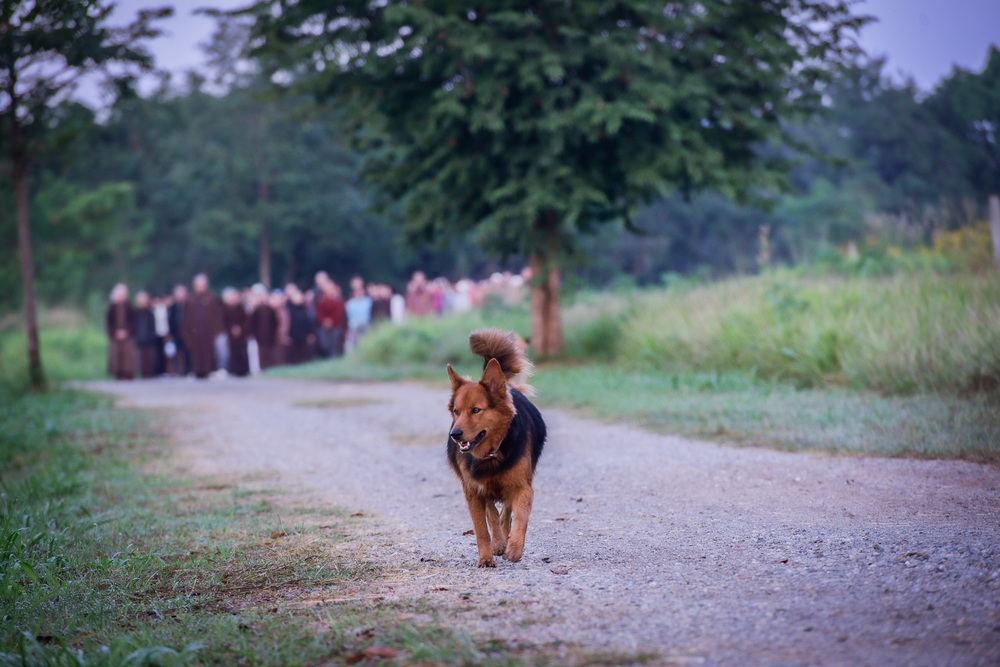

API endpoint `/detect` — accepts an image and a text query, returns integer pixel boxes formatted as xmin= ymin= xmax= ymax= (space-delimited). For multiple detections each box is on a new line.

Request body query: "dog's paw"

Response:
xmin=491 ymin=539 xmax=508 ymax=556
xmin=503 ymin=543 xmax=523 ymax=563
xmin=477 ymin=556 xmax=496 ymax=568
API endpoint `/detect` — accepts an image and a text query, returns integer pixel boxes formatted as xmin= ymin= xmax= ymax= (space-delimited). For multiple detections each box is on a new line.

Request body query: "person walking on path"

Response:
xmin=105 ymin=283 xmax=136 ymax=380
xmin=182 ymin=274 xmax=223 ymax=379
xmin=167 ymin=284 xmax=190 ymax=376
xmin=133 ymin=290 xmax=159 ymax=378
xmin=345 ymin=276 xmax=373 ymax=352
xmin=222 ymin=287 xmax=250 ymax=377
xmin=315 ymin=279 xmax=346 ymax=358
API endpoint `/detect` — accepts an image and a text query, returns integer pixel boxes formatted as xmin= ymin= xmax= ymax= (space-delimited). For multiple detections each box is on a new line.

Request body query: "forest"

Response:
xmin=1 ymin=6 xmax=997 ymax=315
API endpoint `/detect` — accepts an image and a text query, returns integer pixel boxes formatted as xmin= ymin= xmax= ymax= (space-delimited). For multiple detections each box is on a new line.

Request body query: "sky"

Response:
xmin=110 ymin=0 xmax=1000 ymax=96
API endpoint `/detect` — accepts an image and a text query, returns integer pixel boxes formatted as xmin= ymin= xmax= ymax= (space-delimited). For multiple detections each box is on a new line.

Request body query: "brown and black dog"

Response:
xmin=446 ymin=329 xmax=546 ymax=568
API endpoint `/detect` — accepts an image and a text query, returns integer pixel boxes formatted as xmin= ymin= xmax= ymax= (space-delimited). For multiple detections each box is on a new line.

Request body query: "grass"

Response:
xmin=0 ymin=308 xmax=107 ymax=388
xmin=533 ymin=366 xmax=1000 ymax=461
xmin=275 ymin=269 xmax=1000 ymax=463
xmin=6 ymin=386 xmax=638 ymax=665
xmin=611 ymin=271 xmax=1000 ymax=394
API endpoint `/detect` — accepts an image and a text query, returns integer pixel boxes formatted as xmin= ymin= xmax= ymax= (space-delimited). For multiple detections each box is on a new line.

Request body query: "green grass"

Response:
xmin=0 ymin=308 xmax=107 ymax=388
xmin=5 ymin=386 xmax=604 ymax=665
xmin=273 ymin=270 xmax=1000 ymax=462
xmin=533 ymin=366 xmax=1000 ymax=461
xmin=611 ymin=271 xmax=1000 ymax=394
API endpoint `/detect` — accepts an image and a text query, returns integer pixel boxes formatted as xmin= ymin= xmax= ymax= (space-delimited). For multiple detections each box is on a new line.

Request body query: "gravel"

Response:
xmin=89 ymin=377 xmax=1000 ymax=666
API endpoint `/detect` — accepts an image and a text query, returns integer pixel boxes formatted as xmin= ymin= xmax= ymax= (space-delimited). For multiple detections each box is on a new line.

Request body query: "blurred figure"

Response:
xmin=369 ymin=283 xmax=392 ymax=327
xmin=183 ymin=273 xmax=222 ymax=379
xmin=105 ymin=283 xmax=136 ymax=380
xmin=167 ymin=284 xmax=190 ymax=376
xmin=285 ymin=283 xmax=313 ymax=364
xmin=222 ymin=287 xmax=250 ymax=377
xmin=152 ymin=293 xmax=170 ymax=375
xmin=251 ymin=287 xmax=280 ymax=370
xmin=272 ymin=289 xmax=290 ymax=366
xmin=315 ymin=279 xmax=346 ymax=358
xmin=133 ymin=290 xmax=159 ymax=379
xmin=405 ymin=270 xmax=433 ymax=317
xmin=345 ymin=276 xmax=373 ymax=352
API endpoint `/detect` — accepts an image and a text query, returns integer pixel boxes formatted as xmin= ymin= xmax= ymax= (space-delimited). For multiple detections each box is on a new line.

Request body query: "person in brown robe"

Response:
xmin=250 ymin=287 xmax=280 ymax=370
xmin=221 ymin=287 xmax=250 ymax=377
xmin=106 ymin=283 xmax=136 ymax=380
xmin=182 ymin=273 xmax=223 ymax=379
xmin=272 ymin=291 xmax=291 ymax=366
xmin=133 ymin=290 xmax=159 ymax=378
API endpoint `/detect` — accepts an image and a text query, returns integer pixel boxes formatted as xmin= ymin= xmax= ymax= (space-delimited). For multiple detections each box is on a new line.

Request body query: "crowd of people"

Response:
xmin=105 ymin=269 xmax=530 ymax=380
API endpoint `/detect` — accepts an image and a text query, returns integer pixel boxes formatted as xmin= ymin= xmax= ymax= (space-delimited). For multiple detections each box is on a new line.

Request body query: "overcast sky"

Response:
xmin=112 ymin=0 xmax=999 ymax=95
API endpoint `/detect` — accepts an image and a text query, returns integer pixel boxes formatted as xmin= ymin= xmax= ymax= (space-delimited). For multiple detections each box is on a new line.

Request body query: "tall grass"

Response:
xmin=595 ymin=271 xmax=1000 ymax=394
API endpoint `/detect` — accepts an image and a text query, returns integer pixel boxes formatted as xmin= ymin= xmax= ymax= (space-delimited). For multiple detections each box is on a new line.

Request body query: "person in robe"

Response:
xmin=315 ymin=279 xmax=346 ymax=358
xmin=222 ymin=287 xmax=250 ymax=377
xmin=167 ymin=284 xmax=190 ymax=376
xmin=272 ymin=290 xmax=290 ymax=366
xmin=405 ymin=271 xmax=433 ymax=317
xmin=285 ymin=283 xmax=313 ymax=364
xmin=105 ymin=283 xmax=136 ymax=380
xmin=368 ymin=283 xmax=392 ymax=327
xmin=133 ymin=290 xmax=159 ymax=378
xmin=249 ymin=284 xmax=279 ymax=371
xmin=182 ymin=273 xmax=222 ymax=379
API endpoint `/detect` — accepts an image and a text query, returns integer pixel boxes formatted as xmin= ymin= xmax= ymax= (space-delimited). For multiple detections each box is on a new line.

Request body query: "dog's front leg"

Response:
xmin=485 ymin=502 xmax=507 ymax=556
xmin=503 ymin=487 xmax=534 ymax=563
xmin=464 ymin=491 xmax=495 ymax=567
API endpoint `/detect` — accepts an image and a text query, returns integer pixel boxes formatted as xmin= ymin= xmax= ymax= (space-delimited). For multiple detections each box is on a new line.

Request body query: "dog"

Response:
xmin=446 ymin=328 xmax=546 ymax=568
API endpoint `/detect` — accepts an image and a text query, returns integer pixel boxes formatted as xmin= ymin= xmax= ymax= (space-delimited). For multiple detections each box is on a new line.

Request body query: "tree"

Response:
xmin=0 ymin=0 xmax=169 ymax=388
xmin=927 ymin=46 xmax=1000 ymax=206
xmin=248 ymin=0 xmax=868 ymax=355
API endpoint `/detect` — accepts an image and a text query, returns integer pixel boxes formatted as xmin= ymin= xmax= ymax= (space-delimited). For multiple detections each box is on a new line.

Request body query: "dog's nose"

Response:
xmin=449 ymin=428 xmax=463 ymax=440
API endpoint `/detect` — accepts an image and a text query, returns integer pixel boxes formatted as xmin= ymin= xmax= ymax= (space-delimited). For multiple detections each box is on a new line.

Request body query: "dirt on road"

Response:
xmin=89 ymin=377 xmax=1000 ymax=666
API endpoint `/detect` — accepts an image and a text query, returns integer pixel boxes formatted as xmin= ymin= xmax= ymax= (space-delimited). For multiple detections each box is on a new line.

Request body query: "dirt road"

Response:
xmin=89 ymin=377 xmax=1000 ymax=666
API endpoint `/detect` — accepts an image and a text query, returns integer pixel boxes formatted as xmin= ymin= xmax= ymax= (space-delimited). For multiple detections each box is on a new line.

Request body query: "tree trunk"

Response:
xmin=529 ymin=255 xmax=563 ymax=358
xmin=257 ymin=173 xmax=272 ymax=289
xmin=989 ymin=194 xmax=1000 ymax=272
xmin=258 ymin=215 xmax=272 ymax=290
xmin=13 ymin=149 xmax=45 ymax=390
xmin=528 ymin=214 xmax=564 ymax=358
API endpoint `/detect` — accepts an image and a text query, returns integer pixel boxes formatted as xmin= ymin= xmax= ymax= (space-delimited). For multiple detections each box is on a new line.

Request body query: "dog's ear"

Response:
xmin=480 ymin=358 xmax=507 ymax=398
xmin=447 ymin=364 xmax=466 ymax=392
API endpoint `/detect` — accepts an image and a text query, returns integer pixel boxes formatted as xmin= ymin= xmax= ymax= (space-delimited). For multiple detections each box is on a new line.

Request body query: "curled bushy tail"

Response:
xmin=469 ymin=328 xmax=535 ymax=395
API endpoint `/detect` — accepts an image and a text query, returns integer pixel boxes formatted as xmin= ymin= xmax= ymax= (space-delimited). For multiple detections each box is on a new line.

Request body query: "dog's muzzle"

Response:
xmin=451 ymin=428 xmax=486 ymax=453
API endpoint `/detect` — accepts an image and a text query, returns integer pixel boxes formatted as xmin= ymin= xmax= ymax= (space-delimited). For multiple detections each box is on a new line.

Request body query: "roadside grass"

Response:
xmin=0 ymin=309 xmax=107 ymax=387
xmin=5 ymin=387 xmax=637 ymax=666
xmin=276 ymin=269 xmax=1000 ymax=463
xmin=533 ymin=366 xmax=1000 ymax=462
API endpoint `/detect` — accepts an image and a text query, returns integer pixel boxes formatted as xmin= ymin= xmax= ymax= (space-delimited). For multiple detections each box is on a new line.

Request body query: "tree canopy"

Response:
xmin=248 ymin=0 xmax=870 ymax=353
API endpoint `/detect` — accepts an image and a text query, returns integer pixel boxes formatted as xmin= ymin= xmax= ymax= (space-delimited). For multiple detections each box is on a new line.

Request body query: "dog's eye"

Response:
xmin=452 ymin=409 xmax=459 ymax=415
xmin=471 ymin=407 xmax=481 ymax=414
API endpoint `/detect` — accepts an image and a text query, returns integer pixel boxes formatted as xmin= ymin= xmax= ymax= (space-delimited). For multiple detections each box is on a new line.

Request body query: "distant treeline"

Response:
xmin=1 ymin=46 xmax=997 ymax=310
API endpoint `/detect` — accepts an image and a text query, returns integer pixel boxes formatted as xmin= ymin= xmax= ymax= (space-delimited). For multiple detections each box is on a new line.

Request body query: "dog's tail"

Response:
xmin=469 ymin=328 xmax=535 ymax=395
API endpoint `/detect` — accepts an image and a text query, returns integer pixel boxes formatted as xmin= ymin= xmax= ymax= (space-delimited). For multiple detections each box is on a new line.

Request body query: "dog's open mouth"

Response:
xmin=456 ymin=430 xmax=487 ymax=453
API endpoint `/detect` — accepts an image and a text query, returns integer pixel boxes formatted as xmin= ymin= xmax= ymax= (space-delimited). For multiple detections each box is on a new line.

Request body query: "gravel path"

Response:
xmin=89 ymin=377 xmax=1000 ymax=666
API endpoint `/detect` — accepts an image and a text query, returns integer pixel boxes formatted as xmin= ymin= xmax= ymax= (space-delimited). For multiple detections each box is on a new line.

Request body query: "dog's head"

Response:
xmin=447 ymin=358 xmax=516 ymax=459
